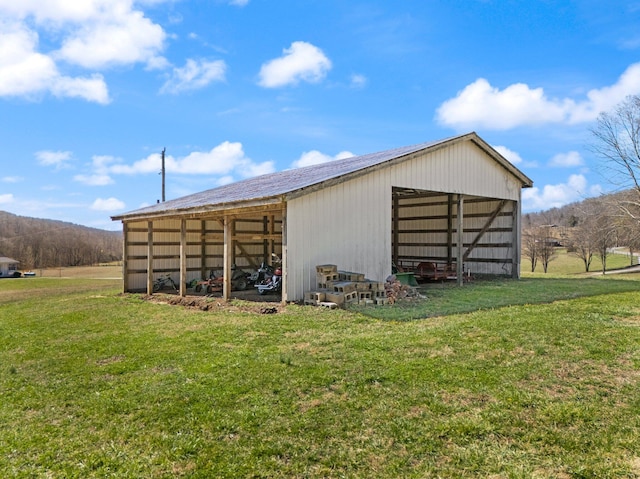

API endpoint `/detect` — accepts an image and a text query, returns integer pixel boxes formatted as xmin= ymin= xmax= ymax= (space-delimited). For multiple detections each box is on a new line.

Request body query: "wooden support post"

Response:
xmin=122 ymin=222 xmax=129 ymax=293
xmin=223 ymin=216 xmax=232 ymax=300
xmin=392 ymin=192 xmax=399 ymax=267
xmin=512 ymin=199 xmax=521 ymax=279
xmin=147 ymin=220 xmax=154 ymax=294
xmin=281 ymin=208 xmax=287 ymax=303
xmin=456 ymin=195 xmax=464 ymax=287
xmin=447 ymin=194 xmax=454 ymax=264
xmin=180 ymin=218 xmax=187 ymax=297
xmin=201 ymin=220 xmax=207 ymax=280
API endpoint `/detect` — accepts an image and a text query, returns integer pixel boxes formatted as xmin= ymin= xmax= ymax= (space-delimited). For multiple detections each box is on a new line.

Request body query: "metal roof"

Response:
xmin=112 ymin=132 xmax=532 ymax=221
xmin=0 ymin=257 xmax=19 ymax=264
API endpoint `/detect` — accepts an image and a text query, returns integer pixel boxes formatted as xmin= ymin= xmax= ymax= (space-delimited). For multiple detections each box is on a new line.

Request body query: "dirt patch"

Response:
xmin=139 ymin=293 xmax=285 ymax=314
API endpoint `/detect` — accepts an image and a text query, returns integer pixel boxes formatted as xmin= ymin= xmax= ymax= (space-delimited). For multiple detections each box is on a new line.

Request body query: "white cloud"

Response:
xmin=522 ymin=174 xmax=602 ymax=211
xmin=0 ymin=0 xmax=168 ymax=103
xmin=0 ymin=193 xmax=14 ymax=203
xmin=36 ymin=150 xmax=73 ymax=168
xmin=160 ymin=58 xmax=226 ymax=94
xmin=109 ymin=141 xmax=276 ymax=179
xmin=258 ymin=41 xmax=332 ymax=88
xmin=437 ymin=62 xmax=640 ymax=130
xmin=493 ymin=145 xmax=523 ymax=165
xmin=229 ymin=0 xmax=249 ymax=6
xmin=291 ymin=150 xmax=354 ymax=169
xmin=74 ymin=174 xmax=113 ymax=186
xmin=569 ymin=63 xmax=640 ymax=123
xmin=437 ymin=78 xmax=569 ymax=130
xmin=0 ymin=23 xmax=109 ymax=103
xmin=350 ymin=74 xmax=367 ymax=88
xmin=2 ymin=176 xmax=22 ymax=183
xmin=549 ymin=151 xmax=583 ymax=168
xmin=91 ymin=197 xmax=125 ymax=211
xmin=55 ymin=9 xmax=167 ymax=69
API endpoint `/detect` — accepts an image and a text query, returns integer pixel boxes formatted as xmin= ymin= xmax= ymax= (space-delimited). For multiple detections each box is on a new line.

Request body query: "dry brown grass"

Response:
xmin=35 ymin=264 xmax=123 ymax=279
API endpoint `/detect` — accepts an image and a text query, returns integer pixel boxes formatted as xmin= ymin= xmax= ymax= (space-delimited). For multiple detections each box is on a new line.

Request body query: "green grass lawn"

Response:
xmin=1 ymin=274 xmax=640 ymax=478
xmin=522 ymin=249 xmax=634 ymax=275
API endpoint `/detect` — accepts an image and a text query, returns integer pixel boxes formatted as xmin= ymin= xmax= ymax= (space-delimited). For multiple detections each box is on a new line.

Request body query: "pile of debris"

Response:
xmin=384 ymin=274 xmax=424 ymax=304
xmin=304 ymin=264 xmax=389 ymax=309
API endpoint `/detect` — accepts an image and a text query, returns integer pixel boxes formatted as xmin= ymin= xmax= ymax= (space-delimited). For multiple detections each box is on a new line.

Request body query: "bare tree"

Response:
xmin=590 ymin=95 xmax=640 ymax=219
xmin=522 ymin=227 xmax=539 ymax=272
xmin=568 ymin=227 xmax=594 ymax=272
xmin=537 ymin=226 xmax=558 ymax=273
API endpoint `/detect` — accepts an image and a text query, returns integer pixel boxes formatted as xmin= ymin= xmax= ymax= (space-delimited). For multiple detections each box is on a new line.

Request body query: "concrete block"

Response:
xmin=344 ymin=290 xmax=358 ymax=305
xmin=325 ymin=292 xmax=345 ymax=305
xmin=338 ymin=271 xmax=365 ymax=282
xmin=317 ymin=272 xmax=338 ymax=289
xmin=355 ymin=281 xmax=373 ymax=291
xmin=375 ymin=297 xmax=389 ymax=306
xmin=358 ymin=291 xmax=373 ymax=302
xmin=318 ymin=301 xmax=338 ymax=309
xmin=332 ymin=281 xmax=356 ymax=294
xmin=316 ymin=264 xmax=338 ymax=274
xmin=305 ymin=291 xmax=326 ymax=303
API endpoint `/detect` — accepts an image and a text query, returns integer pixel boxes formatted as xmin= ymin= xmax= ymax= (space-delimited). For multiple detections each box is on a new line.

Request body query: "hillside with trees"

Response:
xmin=522 ymin=190 xmax=640 ymax=273
xmin=0 ymin=211 xmax=122 ymax=270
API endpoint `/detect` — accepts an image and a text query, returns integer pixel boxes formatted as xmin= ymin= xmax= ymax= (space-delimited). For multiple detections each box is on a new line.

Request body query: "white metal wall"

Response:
xmin=286 ymin=140 xmax=524 ymax=300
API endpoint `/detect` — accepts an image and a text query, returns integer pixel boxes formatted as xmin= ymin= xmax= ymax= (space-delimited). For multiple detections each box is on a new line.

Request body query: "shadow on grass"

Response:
xmin=352 ymin=275 xmax=640 ymax=321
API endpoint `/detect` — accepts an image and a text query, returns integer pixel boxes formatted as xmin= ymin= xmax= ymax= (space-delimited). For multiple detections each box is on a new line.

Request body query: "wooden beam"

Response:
xmin=456 ymin=195 xmax=464 ymax=287
xmin=223 ymin=217 xmax=233 ymax=300
xmin=512 ymin=199 xmax=521 ymax=279
xmin=122 ymin=222 xmax=129 ymax=292
xmin=179 ymin=218 xmax=187 ymax=297
xmin=462 ymin=200 xmax=507 ymax=262
xmin=281 ymin=206 xmax=287 ymax=303
xmin=200 ymin=220 xmax=207 ymax=279
xmin=392 ymin=192 xmax=400 ymax=266
xmin=447 ymin=193 xmax=453 ymax=264
xmin=234 ymin=241 xmax=259 ymax=269
xmin=147 ymin=220 xmax=153 ymax=294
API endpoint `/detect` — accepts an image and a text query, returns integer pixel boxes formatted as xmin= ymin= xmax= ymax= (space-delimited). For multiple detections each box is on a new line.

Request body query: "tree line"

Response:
xmin=0 ymin=211 xmax=122 ymax=270
xmin=524 ymin=94 xmax=640 ymax=273
xmin=523 ymin=191 xmax=640 ymax=273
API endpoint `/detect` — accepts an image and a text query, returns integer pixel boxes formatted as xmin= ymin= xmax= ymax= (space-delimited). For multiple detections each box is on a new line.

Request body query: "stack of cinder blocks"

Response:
xmin=304 ymin=264 xmax=387 ymax=308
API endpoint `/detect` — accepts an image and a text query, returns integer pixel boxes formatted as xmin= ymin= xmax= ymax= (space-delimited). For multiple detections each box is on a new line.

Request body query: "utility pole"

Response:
xmin=161 ymin=147 xmax=166 ymax=202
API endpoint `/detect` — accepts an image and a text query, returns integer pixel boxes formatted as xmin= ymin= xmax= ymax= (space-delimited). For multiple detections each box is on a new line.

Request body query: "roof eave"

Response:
xmin=111 ymin=196 xmax=285 ymax=222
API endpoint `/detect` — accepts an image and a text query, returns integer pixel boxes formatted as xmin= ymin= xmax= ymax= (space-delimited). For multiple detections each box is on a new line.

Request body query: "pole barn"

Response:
xmin=112 ymin=132 xmax=533 ymax=302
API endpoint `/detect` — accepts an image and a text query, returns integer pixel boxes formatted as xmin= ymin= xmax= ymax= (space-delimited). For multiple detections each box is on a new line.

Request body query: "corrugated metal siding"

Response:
xmin=286 ymin=171 xmax=391 ymax=301
xmin=387 ymin=141 xmax=521 ymax=200
xmin=286 ymin=141 xmax=522 ymax=299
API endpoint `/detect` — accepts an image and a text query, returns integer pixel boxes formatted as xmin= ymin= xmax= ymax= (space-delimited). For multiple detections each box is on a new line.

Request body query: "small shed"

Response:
xmin=112 ymin=132 xmax=533 ymax=301
xmin=0 ymin=257 xmax=19 ymax=277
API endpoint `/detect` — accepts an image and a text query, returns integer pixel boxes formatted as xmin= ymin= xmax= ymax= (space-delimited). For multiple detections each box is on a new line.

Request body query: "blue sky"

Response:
xmin=1 ymin=0 xmax=639 ymax=231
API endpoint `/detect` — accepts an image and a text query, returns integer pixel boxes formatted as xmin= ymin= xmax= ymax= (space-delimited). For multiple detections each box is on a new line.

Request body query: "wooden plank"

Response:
xmin=462 ymin=200 xmax=507 ymax=261
xmin=147 ymin=220 xmax=153 ymax=294
xmin=180 ymin=218 xmax=187 ymax=297
xmin=456 ymin=195 xmax=464 ymax=286
xmin=392 ymin=193 xmax=400 ymax=265
xmin=223 ymin=217 xmax=232 ymax=300
xmin=122 ymin=222 xmax=129 ymax=292
xmin=512 ymin=199 xmax=520 ymax=279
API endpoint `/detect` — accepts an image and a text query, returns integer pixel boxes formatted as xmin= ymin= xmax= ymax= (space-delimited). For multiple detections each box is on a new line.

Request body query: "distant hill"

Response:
xmin=523 ymin=190 xmax=633 ymax=228
xmin=0 ymin=211 xmax=122 ymax=269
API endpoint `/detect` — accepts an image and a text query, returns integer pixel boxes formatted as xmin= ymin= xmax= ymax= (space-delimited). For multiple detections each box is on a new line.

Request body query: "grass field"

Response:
xmin=2 ymin=258 xmax=640 ymax=478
